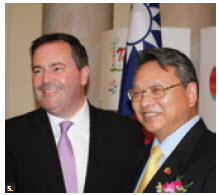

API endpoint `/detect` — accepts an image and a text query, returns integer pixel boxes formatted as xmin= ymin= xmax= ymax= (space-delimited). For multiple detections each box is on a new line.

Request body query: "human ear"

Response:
xmin=80 ymin=65 xmax=89 ymax=86
xmin=186 ymin=82 xmax=198 ymax=107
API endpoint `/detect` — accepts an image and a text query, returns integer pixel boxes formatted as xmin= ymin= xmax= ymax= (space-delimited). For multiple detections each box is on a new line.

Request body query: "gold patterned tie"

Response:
xmin=136 ymin=145 xmax=163 ymax=193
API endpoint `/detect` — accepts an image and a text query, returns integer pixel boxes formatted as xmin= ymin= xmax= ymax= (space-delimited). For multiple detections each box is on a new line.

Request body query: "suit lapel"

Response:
xmin=143 ymin=119 xmax=207 ymax=192
xmin=144 ymin=155 xmax=179 ymax=192
xmin=127 ymin=143 xmax=151 ymax=192
xmin=28 ymin=108 xmax=66 ymax=192
xmin=83 ymin=105 xmax=103 ymax=192
xmin=84 ymin=105 xmax=115 ymax=192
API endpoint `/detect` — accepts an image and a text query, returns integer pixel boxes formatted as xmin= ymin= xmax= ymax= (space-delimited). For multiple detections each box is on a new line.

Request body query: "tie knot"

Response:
xmin=60 ymin=121 xmax=73 ymax=133
xmin=150 ymin=145 xmax=163 ymax=160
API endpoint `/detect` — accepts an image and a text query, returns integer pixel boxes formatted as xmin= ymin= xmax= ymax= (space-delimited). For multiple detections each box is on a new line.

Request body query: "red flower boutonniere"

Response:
xmin=156 ymin=175 xmax=193 ymax=193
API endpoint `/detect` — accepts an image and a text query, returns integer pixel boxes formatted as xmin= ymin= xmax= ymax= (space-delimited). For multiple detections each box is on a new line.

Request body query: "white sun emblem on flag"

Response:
xmin=126 ymin=3 xmax=161 ymax=62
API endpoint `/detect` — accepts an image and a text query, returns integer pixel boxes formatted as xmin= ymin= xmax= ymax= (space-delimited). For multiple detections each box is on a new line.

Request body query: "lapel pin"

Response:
xmin=164 ymin=167 xmax=171 ymax=175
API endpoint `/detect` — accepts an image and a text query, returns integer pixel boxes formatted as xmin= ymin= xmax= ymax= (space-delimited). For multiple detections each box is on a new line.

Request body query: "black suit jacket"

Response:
xmin=128 ymin=119 xmax=216 ymax=193
xmin=6 ymin=104 xmax=145 ymax=193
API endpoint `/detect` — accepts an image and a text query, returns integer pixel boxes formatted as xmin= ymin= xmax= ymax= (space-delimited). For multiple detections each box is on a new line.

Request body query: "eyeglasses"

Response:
xmin=127 ymin=83 xmax=185 ymax=102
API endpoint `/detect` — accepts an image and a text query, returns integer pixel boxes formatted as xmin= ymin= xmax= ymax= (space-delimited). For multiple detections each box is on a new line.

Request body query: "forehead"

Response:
xmin=32 ymin=41 xmax=73 ymax=65
xmin=33 ymin=41 xmax=72 ymax=57
xmin=133 ymin=61 xmax=180 ymax=87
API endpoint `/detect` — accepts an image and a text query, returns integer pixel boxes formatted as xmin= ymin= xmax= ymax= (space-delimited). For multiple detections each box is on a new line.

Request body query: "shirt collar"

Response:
xmin=152 ymin=115 xmax=200 ymax=158
xmin=47 ymin=98 xmax=90 ymax=134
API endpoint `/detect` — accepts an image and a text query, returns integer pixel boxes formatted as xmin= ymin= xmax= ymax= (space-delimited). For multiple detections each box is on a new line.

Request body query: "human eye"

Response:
xmin=150 ymin=86 xmax=163 ymax=95
xmin=53 ymin=65 xmax=64 ymax=72
xmin=32 ymin=67 xmax=42 ymax=74
xmin=133 ymin=90 xmax=142 ymax=97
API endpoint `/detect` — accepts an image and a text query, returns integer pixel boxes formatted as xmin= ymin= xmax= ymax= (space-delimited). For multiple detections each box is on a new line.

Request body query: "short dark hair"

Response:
xmin=135 ymin=47 xmax=199 ymax=93
xmin=30 ymin=33 xmax=88 ymax=70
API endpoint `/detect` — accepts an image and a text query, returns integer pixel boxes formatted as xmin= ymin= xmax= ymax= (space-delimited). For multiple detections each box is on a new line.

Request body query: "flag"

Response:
xmin=118 ymin=3 xmax=162 ymax=143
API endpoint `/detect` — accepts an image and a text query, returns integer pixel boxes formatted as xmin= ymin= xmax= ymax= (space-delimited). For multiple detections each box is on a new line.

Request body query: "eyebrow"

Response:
xmin=132 ymin=81 xmax=165 ymax=89
xmin=147 ymin=81 xmax=163 ymax=87
xmin=132 ymin=85 xmax=141 ymax=89
xmin=50 ymin=63 xmax=66 ymax=67
xmin=32 ymin=63 xmax=66 ymax=70
xmin=32 ymin=65 xmax=42 ymax=70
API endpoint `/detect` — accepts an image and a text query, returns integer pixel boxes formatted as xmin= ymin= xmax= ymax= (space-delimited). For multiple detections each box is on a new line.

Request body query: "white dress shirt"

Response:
xmin=134 ymin=115 xmax=200 ymax=192
xmin=47 ymin=98 xmax=90 ymax=193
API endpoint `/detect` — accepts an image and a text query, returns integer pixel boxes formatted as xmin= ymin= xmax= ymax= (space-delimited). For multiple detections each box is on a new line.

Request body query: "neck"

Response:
xmin=49 ymin=97 xmax=86 ymax=120
xmin=156 ymin=113 xmax=198 ymax=143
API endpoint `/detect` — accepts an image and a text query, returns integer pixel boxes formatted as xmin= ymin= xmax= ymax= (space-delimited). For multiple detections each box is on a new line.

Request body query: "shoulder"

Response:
xmin=5 ymin=108 xmax=46 ymax=135
xmin=89 ymin=104 xmax=145 ymax=141
xmin=196 ymin=129 xmax=216 ymax=160
xmin=194 ymin=119 xmax=216 ymax=155
xmin=187 ymin=120 xmax=216 ymax=170
xmin=6 ymin=108 xmax=43 ymax=125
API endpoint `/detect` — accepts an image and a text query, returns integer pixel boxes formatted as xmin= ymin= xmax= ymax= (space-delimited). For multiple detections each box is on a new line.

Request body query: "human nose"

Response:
xmin=42 ymin=70 xmax=52 ymax=83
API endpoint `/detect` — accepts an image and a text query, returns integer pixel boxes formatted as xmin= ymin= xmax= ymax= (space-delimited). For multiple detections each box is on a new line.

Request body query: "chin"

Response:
xmin=40 ymin=102 xmax=59 ymax=112
xmin=143 ymin=122 xmax=161 ymax=133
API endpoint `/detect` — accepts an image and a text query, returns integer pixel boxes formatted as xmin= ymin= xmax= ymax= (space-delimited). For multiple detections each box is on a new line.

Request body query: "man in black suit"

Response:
xmin=5 ymin=33 xmax=145 ymax=193
xmin=127 ymin=48 xmax=216 ymax=193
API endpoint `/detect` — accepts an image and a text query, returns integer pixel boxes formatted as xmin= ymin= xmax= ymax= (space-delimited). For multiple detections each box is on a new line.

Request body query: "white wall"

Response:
xmin=5 ymin=3 xmax=42 ymax=119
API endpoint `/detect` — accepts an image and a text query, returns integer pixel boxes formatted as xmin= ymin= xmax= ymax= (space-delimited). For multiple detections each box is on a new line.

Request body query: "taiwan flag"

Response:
xmin=118 ymin=3 xmax=162 ymax=144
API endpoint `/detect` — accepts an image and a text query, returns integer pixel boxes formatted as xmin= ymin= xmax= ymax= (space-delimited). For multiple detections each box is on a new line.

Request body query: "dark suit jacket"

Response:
xmin=6 ymin=104 xmax=145 ymax=193
xmin=128 ymin=119 xmax=216 ymax=193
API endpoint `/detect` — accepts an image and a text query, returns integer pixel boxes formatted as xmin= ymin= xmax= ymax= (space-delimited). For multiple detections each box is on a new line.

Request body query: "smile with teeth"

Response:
xmin=142 ymin=112 xmax=160 ymax=121
xmin=144 ymin=112 xmax=159 ymax=117
xmin=43 ymin=89 xmax=58 ymax=93
xmin=42 ymin=88 xmax=60 ymax=96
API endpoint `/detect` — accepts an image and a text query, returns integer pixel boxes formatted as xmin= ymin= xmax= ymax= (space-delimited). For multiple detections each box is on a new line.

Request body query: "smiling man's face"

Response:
xmin=132 ymin=61 xmax=195 ymax=142
xmin=32 ymin=41 xmax=89 ymax=119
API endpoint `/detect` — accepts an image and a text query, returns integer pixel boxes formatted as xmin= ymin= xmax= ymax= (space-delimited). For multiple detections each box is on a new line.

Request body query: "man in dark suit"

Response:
xmin=127 ymin=48 xmax=216 ymax=193
xmin=5 ymin=33 xmax=145 ymax=193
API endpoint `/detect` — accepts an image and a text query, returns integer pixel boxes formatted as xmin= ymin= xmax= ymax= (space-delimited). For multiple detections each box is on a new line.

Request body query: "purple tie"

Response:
xmin=57 ymin=121 xmax=78 ymax=193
